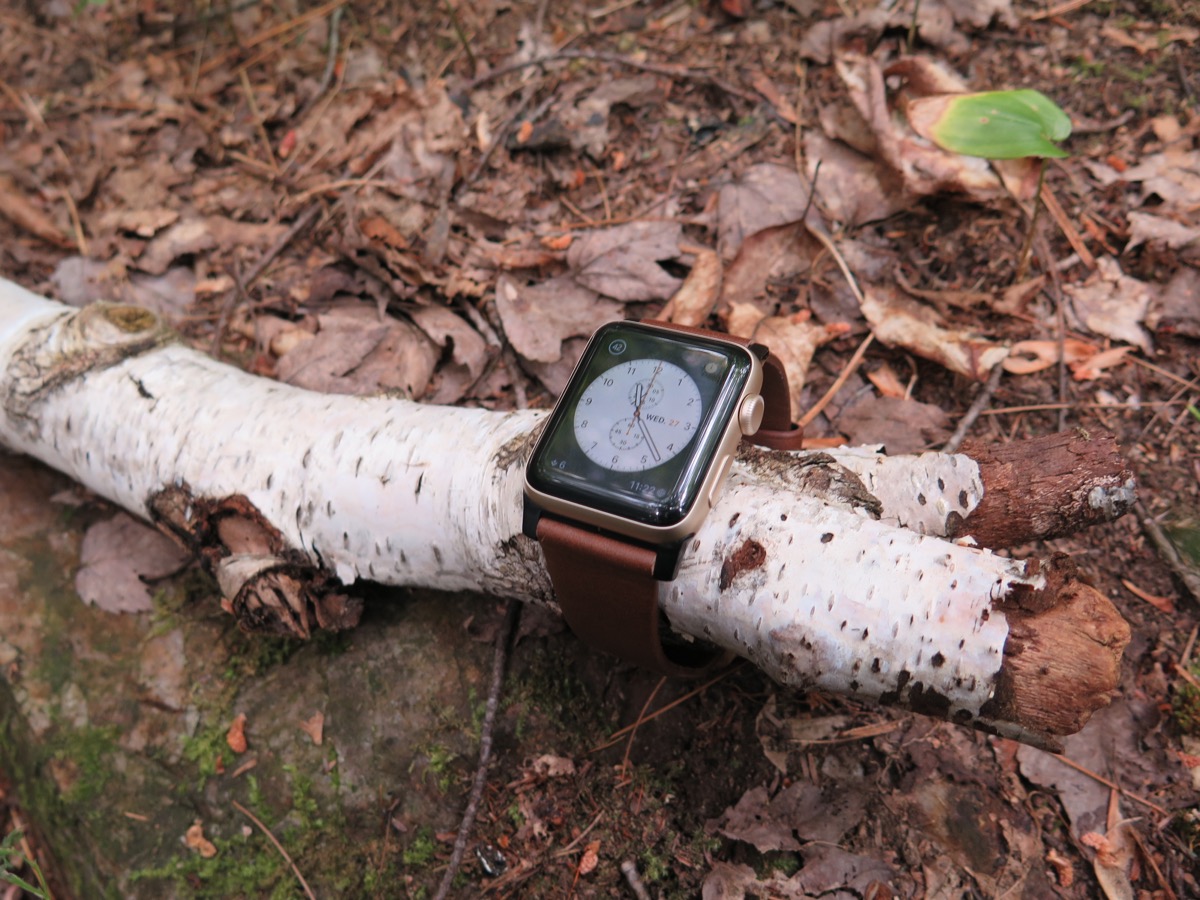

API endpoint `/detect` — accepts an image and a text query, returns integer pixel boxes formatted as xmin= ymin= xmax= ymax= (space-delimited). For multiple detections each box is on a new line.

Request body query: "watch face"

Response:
xmin=574 ymin=358 xmax=701 ymax=472
xmin=526 ymin=321 xmax=755 ymax=529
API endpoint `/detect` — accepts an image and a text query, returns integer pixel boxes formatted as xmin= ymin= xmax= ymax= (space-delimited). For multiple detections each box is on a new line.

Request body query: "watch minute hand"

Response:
xmin=637 ymin=415 xmax=661 ymax=462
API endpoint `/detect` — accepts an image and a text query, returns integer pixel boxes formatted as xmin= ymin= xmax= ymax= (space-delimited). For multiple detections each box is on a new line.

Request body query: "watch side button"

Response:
xmin=738 ymin=394 xmax=765 ymax=436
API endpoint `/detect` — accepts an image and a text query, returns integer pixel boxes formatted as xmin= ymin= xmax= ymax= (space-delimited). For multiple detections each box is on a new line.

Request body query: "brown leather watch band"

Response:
xmin=534 ymin=321 xmax=805 ymax=676
xmin=536 ymin=516 xmax=730 ymax=677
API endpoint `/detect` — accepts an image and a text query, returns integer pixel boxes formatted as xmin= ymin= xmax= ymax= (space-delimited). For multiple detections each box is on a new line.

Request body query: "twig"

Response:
xmin=294 ymin=4 xmax=344 ymax=122
xmin=1135 ymin=500 xmax=1200 ymax=603
xmin=238 ymin=68 xmax=279 ymax=175
xmin=210 ymin=203 xmax=323 ymax=356
xmin=444 ymin=0 xmax=477 ymax=74
xmin=1047 ymin=754 xmax=1168 ymax=817
xmin=590 ymin=665 xmax=739 ymax=753
xmin=941 ymin=361 xmax=1004 ymax=453
xmin=432 ymin=600 xmax=520 ymax=900
xmin=799 ymin=331 xmax=874 ymax=430
xmin=233 ymin=801 xmax=317 ymax=900
xmin=1027 ymin=0 xmax=1093 ymax=20
xmin=199 ymin=0 xmax=344 ymax=77
xmin=620 ymin=677 xmax=666 ymax=778
xmin=1038 ymin=180 xmax=1096 ymax=270
xmin=464 ymin=49 xmax=760 ymax=105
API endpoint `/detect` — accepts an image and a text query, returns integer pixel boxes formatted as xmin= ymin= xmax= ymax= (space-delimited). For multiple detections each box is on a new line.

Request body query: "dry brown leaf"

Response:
xmin=660 ymin=249 xmax=722 ymax=327
xmin=299 ymin=711 xmax=325 ymax=746
xmin=1120 ymin=148 xmax=1200 ymax=212
xmin=185 ymin=821 xmax=218 ymax=858
xmin=75 ymin=513 xmax=191 ymax=614
xmin=274 ymin=305 xmax=438 ymax=398
xmin=138 ymin=217 xmax=287 ymax=275
xmin=802 ymin=131 xmax=911 ymax=225
xmin=741 ymin=314 xmax=846 ymax=421
xmin=227 ymin=713 xmax=248 ymax=754
xmin=51 ymin=257 xmax=197 ymax=319
xmin=860 ymin=283 xmax=1009 ymax=380
xmin=1071 ymin=345 xmax=1133 ymax=381
xmin=566 ymin=221 xmax=685 ymax=301
xmin=749 ymin=70 xmax=797 ymax=124
xmin=560 ymin=76 xmax=663 ymax=158
xmin=495 ymin=275 xmax=622 ymax=364
xmin=359 ymin=214 xmax=409 ymax=250
xmin=716 ymin=163 xmax=815 ymax=260
xmin=835 ymin=53 xmax=1006 ymax=203
xmin=97 ymin=207 xmax=180 ymax=238
xmin=837 ymin=395 xmax=951 ymax=454
xmin=409 ymin=305 xmax=490 ymax=404
xmin=1064 ymin=257 xmax=1154 ymax=353
xmin=865 ymin=361 xmax=907 ymax=398
xmin=1125 ymin=211 xmax=1200 ymax=254
xmin=1149 ymin=266 xmax=1200 ymax=338
xmin=718 ymin=221 xmax=822 ymax=316
xmin=1100 ymin=22 xmax=1199 ymax=54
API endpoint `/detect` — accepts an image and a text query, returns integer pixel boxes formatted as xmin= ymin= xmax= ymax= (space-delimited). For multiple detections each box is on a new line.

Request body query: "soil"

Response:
xmin=1 ymin=0 xmax=1199 ymax=898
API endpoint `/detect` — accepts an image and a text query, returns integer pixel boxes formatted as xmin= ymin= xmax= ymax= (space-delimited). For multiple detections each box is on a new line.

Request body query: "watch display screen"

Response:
xmin=527 ymin=322 xmax=753 ymax=528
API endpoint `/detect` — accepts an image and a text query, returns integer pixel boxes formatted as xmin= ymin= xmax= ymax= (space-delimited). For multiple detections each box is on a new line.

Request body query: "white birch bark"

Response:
xmin=1 ymin=277 xmax=1052 ymax=742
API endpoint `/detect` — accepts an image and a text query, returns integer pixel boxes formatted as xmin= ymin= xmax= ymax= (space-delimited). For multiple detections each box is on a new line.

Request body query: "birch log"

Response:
xmin=0 ymin=277 xmax=1133 ymax=749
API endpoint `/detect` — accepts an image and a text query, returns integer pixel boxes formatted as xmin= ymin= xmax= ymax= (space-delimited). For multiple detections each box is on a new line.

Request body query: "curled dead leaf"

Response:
xmin=299 ymin=711 xmax=325 ymax=746
xmin=577 ymin=840 xmax=601 ymax=876
xmin=227 ymin=713 xmax=248 ymax=754
xmin=1071 ymin=346 xmax=1133 ymax=381
xmin=1003 ymin=339 xmax=1096 ymax=375
xmin=185 ymin=820 xmax=218 ymax=858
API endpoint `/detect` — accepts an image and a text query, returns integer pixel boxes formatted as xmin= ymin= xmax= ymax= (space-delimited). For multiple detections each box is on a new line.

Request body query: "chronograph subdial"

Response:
xmin=609 ymin=417 xmax=646 ymax=451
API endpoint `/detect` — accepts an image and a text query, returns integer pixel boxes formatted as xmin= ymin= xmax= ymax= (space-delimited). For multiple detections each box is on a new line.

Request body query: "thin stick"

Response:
xmin=941 ymin=362 xmax=1004 ymax=453
xmin=443 ymin=0 xmax=477 ymax=73
xmin=1027 ymin=0 xmax=1093 ymax=20
xmin=432 ymin=600 xmax=520 ymax=900
xmin=620 ymin=677 xmax=666 ymax=777
xmin=590 ymin=665 xmax=738 ymax=752
xmin=294 ymin=4 xmax=344 ymax=122
xmin=1048 ymin=754 xmax=1168 ymax=817
xmin=233 ymin=801 xmax=317 ymax=900
xmin=239 ymin=69 xmax=279 ymax=175
xmin=798 ymin=332 xmax=874 ymax=429
xmin=464 ymin=49 xmax=760 ymax=105
xmin=199 ymin=0 xmax=344 ymax=77
xmin=210 ymin=203 xmax=323 ymax=356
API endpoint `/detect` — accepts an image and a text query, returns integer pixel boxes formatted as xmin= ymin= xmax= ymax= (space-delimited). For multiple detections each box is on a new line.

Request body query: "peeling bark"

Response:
xmin=0 ymin=280 xmax=1135 ymax=747
xmin=954 ymin=430 xmax=1137 ymax=547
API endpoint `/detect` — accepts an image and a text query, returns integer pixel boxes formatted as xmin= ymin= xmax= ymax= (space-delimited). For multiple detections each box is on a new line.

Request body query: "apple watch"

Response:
xmin=522 ymin=319 xmax=804 ymax=676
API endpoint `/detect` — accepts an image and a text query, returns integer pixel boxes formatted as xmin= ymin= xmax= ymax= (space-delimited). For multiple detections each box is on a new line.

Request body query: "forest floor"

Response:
xmin=1 ymin=0 xmax=1199 ymax=897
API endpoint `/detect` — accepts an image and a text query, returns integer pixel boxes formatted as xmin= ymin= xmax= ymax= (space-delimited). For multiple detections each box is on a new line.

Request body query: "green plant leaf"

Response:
xmin=907 ymin=89 xmax=1072 ymax=159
